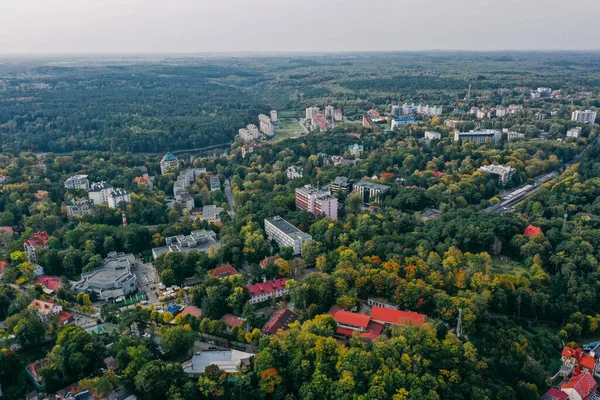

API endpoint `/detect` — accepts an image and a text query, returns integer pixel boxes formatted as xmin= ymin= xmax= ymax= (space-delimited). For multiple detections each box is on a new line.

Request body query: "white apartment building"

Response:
xmin=295 ymin=185 xmax=338 ymax=220
xmin=264 ymin=216 xmax=312 ymax=255
xmin=66 ymin=198 xmax=95 ymax=219
xmin=88 ymin=182 xmax=114 ymax=206
xmin=64 ymin=175 xmax=90 ymax=190
xmin=270 ymin=110 xmax=278 ymax=123
xmin=334 ymin=109 xmax=343 ymax=122
xmin=454 ymin=129 xmax=501 ymax=144
xmin=572 ymin=110 xmax=597 ymax=125
xmin=325 ymin=105 xmax=335 ymax=118
xmin=258 ymin=114 xmax=274 ymax=136
xmin=286 ymin=166 xmax=303 ymax=180
xmin=506 ymin=131 xmax=525 ymax=141
xmin=107 ymin=189 xmax=131 ymax=209
xmin=239 ymin=127 xmax=260 ymax=143
xmin=495 ymin=107 xmax=507 ymax=117
xmin=352 ymin=181 xmax=391 ymax=204
xmin=424 ymin=131 xmax=441 ymax=140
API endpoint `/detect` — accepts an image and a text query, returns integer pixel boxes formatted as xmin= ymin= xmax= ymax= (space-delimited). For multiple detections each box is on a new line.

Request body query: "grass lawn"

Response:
xmin=277 ymin=110 xmax=299 ymax=119
xmin=491 ymin=256 xmax=528 ymax=276
xmin=273 ymin=119 xmax=302 ymax=143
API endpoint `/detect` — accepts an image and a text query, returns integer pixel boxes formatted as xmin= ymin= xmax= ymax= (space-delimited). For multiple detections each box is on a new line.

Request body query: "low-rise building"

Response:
xmin=209 ymin=264 xmax=239 ymax=279
xmin=66 ymin=198 xmax=94 ymax=219
xmin=262 ymin=309 xmax=299 ymax=335
xmin=560 ymin=372 xmax=597 ymax=400
xmin=247 ymin=278 xmax=288 ymax=305
xmin=29 ymin=299 xmax=62 ymax=322
xmin=424 ymin=131 xmax=441 ymax=140
xmin=222 ymin=314 xmax=245 ymax=332
xmin=88 ymin=181 xmax=114 ymax=206
xmin=331 ymin=176 xmax=352 ymax=194
xmin=72 ymin=252 xmax=137 ymax=301
xmin=329 ymin=306 xmax=384 ymax=340
xmin=567 ymin=127 xmax=582 ymax=138
xmin=264 ymin=216 xmax=312 ymax=255
xmin=506 ymin=131 xmax=525 ymax=141
xmin=391 ymin=117 xmax=415 ymax=129
xmin=184 ymin=350 xmax=254 ymax=376
xmin=107 ymin=188 xmax=131 ymax=209
xmin=478 ymin=164 xmax=516 ymax=186
xmin=24 ymin=232 xmax=49 ymax=264
xmin=152 ymin=230 xmax=221 ymax=259
xmin=286 ymin=166 xmax=304 ymax=180
xmin=370 ymin=306 xmax=426 ymax=327
xmin=210 ymin=176 xmax=221 ymax=191
xmin=26 ymin=359 xmax=49 ymax=390
xmin=352 ymin=181 xmax=390 ymax=204
xmin=260 ymin=255 xmax=283 ymax=269
xmin=160 ymin=152 xmax=180 ymax=174
xmin=454 ymin=129 xmax=501 ymax=144
xmin=196 ymin=204 xmax=224 ymax=223
xmin=64 ymin=174 xmax=90 ymax=190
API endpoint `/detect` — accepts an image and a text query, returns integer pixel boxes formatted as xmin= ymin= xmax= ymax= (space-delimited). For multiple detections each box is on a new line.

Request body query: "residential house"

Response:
xmin=26 ymin=359 xmax=49 ymax=390
xmin=222 ymin=314 xmax=245 ymax=332
xmin=66 ymin=198 xmax=94 ymax=219
xmin=87 ymin=181 xmax=114 ymax=206
xmin=64 ymin=175 xmax=90 ymax=190
xmin=209 ymin=264 xmax=239 ymax=279
xmin=184 ymin=350 xmax=254 ymax=377
xmin=524 ymin=225 xmax=542 ymax=237
xmin=260 ymin=256 xmax=283 ymax=269
xmin=262 ymin=309 xmax=299 ymax=335
xmin=35 ymin=276 xmax=61 ymax=294
xmin=561 ymin=372 xmax=597 ymax=400
xmin=29 ymin=299 xmax=62 ymax=322
xmin=247 ymin=278 xmax=288 ymax=305
xmin=180 ymin=306 xmax=203 ymax=319
xmin=24 ymin=232 xmax=49 ymax=264
xmin=107 ymin=188 xmax=131 ymax=209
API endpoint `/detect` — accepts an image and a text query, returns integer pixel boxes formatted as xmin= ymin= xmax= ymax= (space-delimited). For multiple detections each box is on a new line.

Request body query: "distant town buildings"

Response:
xmin=295 ymin=185 xmax=338 ymax=220
xmin=445 ymin=120 xmax=463 ymax=129
xmin=400 ymin=103 xmax=442 ymax=116
xmin=424 ymin=131 xmax=441 ymax=140
xmin=24 ymin=232 xmax=49 ymax=264
xmin=506 ymin=131 xmax=525 ymax=141
xmin=247 ymin=278 xmax=289 ymax=305
xmin=66 ymin=198 xmax=94 ymax=219
xmin=572 ymin=110 xmax=597 ymax=125
xmin=306 ymin=106 xmax=341 ymax=131
xmin=239 ymin=124 xmax=261 ymax=143
xmin=567 ymin=127 xmax=582 ymax=138
xmin=391 ymin=104 xmax=401 ymax=116
xmin=391 ymin=117 xmax=415 ymax=129
xmin=286 ymin=166 xmax=303 ymax=180
xmin=478 ymin=165 xmax=516 ymax=186
xmin=270 ymin=110 xmax=278 ymax=123
xmin=152 ymin=229 xmax=220 ymax=259
xmin=264 ymin=216 xmax=312 ymax=255
xmin=64 ymin=174 xmax=89 ymax=190
xmin=241 ymin=143 xmax=259 ymax=158
xmin=73 ymin=252 xmax=137 ymax=301
xmin=454 ymin=129 xmax=501 ymax=144
xmin=352 ymin=181 xmax=390 ymax=204
xmin=160 ymin=152 xmax=179 ymax=174
xmin=362 ymin=114 xmax=378 ymax=131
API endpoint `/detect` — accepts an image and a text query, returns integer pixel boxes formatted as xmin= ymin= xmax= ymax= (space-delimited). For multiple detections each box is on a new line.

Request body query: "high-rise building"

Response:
xmin=325 ymin=105 xmax=335 ymax=118
xmin=305 ymin=107 xmax=314 ymax=120
xmin=160 ymin=152 xmax=179 ymax=174
xmin=572 ymin=110 xmax=597 ymax=125
xmin=334 ymin=109 xmax=343 ymax=122
xmin=270 ymin=110 xmax=278 ymax=123
xmin=258 ymin=114 xmax=274 ymax=136
xmin=295 ymin=185 xmax=338 ymax=220
xmin=391 ymin=104 xmax=400 ymax=116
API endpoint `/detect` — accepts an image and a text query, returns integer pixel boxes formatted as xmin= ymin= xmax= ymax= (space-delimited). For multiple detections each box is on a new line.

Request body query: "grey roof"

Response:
xmin=88 ymin=181 xmax=113 ymax=192
xmin=354 ymin=180 xmax=391 ymax=191
xmin=153 ymin=230 xmax=221 ymax=258
xmin=265 ymin=216 xmax=312 ymax=241
xmin=184 ymin=350 xmax=254 ymax=374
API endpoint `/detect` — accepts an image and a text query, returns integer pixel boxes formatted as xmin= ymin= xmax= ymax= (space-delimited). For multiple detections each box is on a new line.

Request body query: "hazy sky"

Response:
xmin=1 ymin=0 xmax=599 ymax=54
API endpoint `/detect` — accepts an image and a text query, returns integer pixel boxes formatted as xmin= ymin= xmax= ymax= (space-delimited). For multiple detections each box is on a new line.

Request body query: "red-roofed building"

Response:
xmin=329 ymin=306 xmax=384 ymax=340
xmin=0 ymin=260 xmax=9 ymax=277
xmin=561 ymin=372 xmax=597 ymax=400
xmin=247 ymin=278 xmax=288 ymax=305
xmin=524 ymin=225 xmax=542 ymax=237
xmin=541 ymin=388 xmax=569 ymax=400
xmin=180 ymin=306 xmax=203 ymax=319
xmin=370 ymin=306 xmax=426 ymax=327
xmin=210 ymin=264 xmax=239 ymax=279
xmin=57 ymin=311 xmax=73 ymax=325
xmin=0 ymin=226 xmax=13 ymax=235
xmin=260 ymin=256 xmax=283 ymax=269
xmin=26 ymin=359 xmax=48 ymax=390
xmin=222 ymin=314 xmax=245 ymax=332
xmin=262 ymin=309 xmax=299 ymax=335
xmin=35 ymin=276 xmax=61 ymax=293
xmin=561 ymin=346 xmax=596 ymax=374
xmin=34 ymin=190 xmax=49 ymax=202
xmin=24 ymin=232 xmax=50 ymax=264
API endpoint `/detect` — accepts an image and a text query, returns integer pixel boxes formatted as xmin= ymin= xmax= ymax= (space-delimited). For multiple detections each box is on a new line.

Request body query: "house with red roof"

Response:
xmin=561 ymin=372 xmax=597 ymax=400
xmin=262 ymin=309 xmax=299 ymax=336
xmin=222 ymin=314 xmax=245 ymax=332
xmin=524 ymin=225 xmax=543 ymax=237
xmin=57 ymin=311 xmax=73 ymax=325
xmin=26 ymin=359 xmax=49 ymax=390
xmin=35 ymin=276 xmax=61 ymax=294
xmin=247 ymin=278 xmax=288 ymax=305
xmin=329 ymin=306 xmax=384 ymax=340
xmin=370 ymin=306 xmax=426 ymax=327
xmin=29 ymin=299 xmax=62 ymax=322
xmin=561 ymin=346 xmax=596 ymax=374
xmin=24 ymin=232 xmax=50 ymax=264
xmin=209 ymin=264 xmax=239 ymax=279
xmin=260 ymin=255 xmax=283 ymax=269
xmin=541 ymin=388 xmax=569 ymax=400
xmin=180 ymin=306 xmax=203 ymax=319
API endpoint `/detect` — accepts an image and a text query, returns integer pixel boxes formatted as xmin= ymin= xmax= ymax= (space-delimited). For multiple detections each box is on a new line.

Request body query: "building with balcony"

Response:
xmin=352 ymin=181 xmax=390 ymax=204
xmin=64 ymin=174 xmax=90 ymax=190
xmin=264 ymin=216 xmax=312 ymax=255
xmin=107 ymin=188 xmax=131 ymax=209
xmin=295 ymin=185 xmax=338 ymax=220
xmin=88 ymin=181 xmax=114 ymax=206
xmin=571 ymin=110 xmax=597 ymax=125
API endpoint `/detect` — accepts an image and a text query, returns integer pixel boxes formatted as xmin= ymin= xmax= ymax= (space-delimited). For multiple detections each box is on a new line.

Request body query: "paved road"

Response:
xmin=224 ymin=179 xmax=235 ymax=219
xmin=133 ymin=258 xmax=160 ymax=305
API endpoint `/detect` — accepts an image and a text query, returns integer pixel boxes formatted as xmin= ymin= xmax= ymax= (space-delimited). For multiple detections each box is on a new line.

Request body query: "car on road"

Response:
xmin=208 ymin=340 xmax=215 ymax=345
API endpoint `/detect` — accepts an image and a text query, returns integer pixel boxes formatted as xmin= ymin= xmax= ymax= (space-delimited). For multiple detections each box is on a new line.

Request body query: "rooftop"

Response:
xmin=354 ymin=180 xmax=391 ymax=191
xmin=262 ymin=309 xmax=299 ymax=335
xmin=247 ymin=278 xmax=288 ymax=297
xmin=162 ymin=152 xmax=178 ymax=162
xmin=209 ymin=264 xmax=239 ymax=278
xmin=88 ymin=181 xmax=113 ymax=192
xmin=222 ymin=314 xmax=244 ymax=328
xmin=184 ymin=350 xmax=254 ymax=374
xmin=524 ymin=225 xmax=542 ymax=237
xmin=265 ymin=216 xmax=312 ymax=241
xmin=180 ymin=306 xmax=203 ymax=318
xmin=370 ymin=306 xmax=426 ymax=327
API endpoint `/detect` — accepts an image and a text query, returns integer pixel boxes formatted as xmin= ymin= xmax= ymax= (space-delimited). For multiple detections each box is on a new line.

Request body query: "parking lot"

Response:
xmin=133 ymin=258 xmax=160 ymax=305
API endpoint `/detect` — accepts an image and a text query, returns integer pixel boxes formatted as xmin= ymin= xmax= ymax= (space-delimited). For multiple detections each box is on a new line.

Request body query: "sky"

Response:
xmin=1 ymin=0 xmax=599 ymax=54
